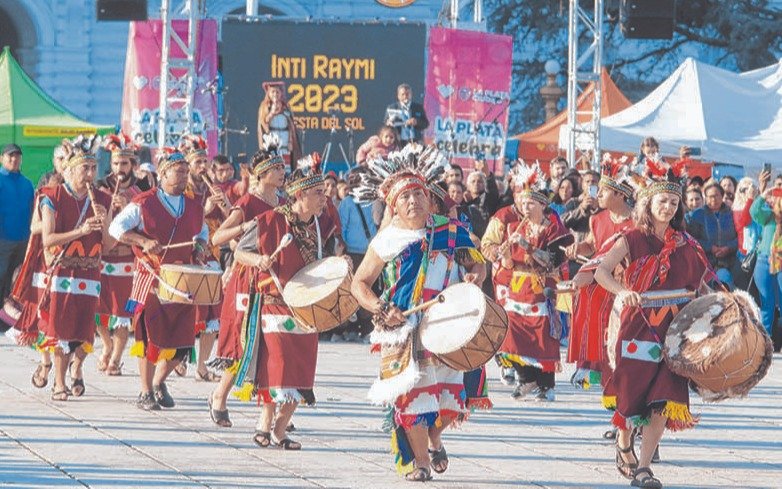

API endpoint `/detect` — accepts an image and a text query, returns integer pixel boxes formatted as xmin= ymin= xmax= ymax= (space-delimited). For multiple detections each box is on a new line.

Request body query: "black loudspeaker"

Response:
xmin=97 ymin=0 xmax=148 ymax=21
xmin=620 ymin=0 xmax=676 ymax=39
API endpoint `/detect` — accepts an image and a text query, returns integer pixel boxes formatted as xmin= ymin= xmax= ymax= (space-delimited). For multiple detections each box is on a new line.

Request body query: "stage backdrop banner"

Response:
xmin=221 ymin=19 xmax=427 ymax=169
xmin=424 ymin=27 xmax=513 ymax=172
xmin=121 ymin=20 xmax=219 ymax=158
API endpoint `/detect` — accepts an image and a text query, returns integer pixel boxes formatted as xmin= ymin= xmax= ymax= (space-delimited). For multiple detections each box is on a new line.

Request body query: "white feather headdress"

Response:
xmin=352 ymin=144 xmax=448 ymax=204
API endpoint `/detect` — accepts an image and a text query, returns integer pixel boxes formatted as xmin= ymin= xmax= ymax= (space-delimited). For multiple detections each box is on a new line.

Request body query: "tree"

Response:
xmin=487 ymin=0 xmax=782 ymax=134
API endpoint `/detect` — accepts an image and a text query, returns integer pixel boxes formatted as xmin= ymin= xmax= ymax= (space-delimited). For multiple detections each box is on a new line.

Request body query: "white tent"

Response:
xmin=560 ymin=58 xmax=782 ymax=172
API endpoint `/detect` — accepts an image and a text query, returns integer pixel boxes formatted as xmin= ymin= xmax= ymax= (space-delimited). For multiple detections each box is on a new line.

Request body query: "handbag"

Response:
xmin=741 ymin=246 xmax=758 ymax=273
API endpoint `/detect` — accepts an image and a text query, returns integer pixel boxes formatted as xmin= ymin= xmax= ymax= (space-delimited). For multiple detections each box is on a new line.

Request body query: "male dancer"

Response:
xmin=109 ymin=148 xmax=208 ymax=410
xmin=95 ymin=133 xmax=143 ymax=376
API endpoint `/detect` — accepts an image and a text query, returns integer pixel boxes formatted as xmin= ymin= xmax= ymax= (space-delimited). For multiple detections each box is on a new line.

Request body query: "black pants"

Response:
xmin=0 ymin=239 xmax=26 ymax=302
xmin=514 ymin=365 xmax=555 ymax=390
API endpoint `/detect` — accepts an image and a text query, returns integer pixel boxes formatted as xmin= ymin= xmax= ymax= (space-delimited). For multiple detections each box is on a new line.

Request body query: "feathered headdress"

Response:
xmin=156 ymin=147 xmax=187 ymax=174
xmin=511 ymin=160 xmax=548 ymax=205
xmin=285 ymin=152 xmax=323 ymax=195
xmin=178 ymin=134 xmax=208 ymax=163
xmin=62 ymin=134 xmax=102 ymax=169
xmin=251 ymin=133 xmax=285 ymax=177
xmin=352 ymin=144 xmax=447 ymax=207
xmin=635 ymin=150 xmax=687 ymax=198
xmin=103 ymin=132 xmax=138 ymax=159
xmin=599 ymin=153 xmax=636 ymax=200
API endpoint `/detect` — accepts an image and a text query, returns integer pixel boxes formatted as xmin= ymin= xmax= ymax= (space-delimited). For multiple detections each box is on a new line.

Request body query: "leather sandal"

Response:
xmin=173 ymin=361 xmax=187 ymax=377
xmin=207 ymin=394 xmax=232 ymax=428
xmin=70 ymin=378 xmax=85 ymax=397
xmin=429 ymin=446 xmax=448 ymax=474
xmin=273 ymin=436 xmax=302 ymax=451
xmin=195 ymin=369 xmax=219 ymax=382
xmin=404 ymin=466 xmax=432 ymax=482
xmin=51 ymin=387 xmax=70 ymax=402
xmin=616 ymin=434 xmax=638 ymax=480
xmin=106 ymin=361 xmax=123 ymax=376
xmin=631 ymin=467 xmax=663 ymax=489
xmin=253 ymin=431 xmax=271 ymax=448
xmin=96 ymin=354 xmax=110 ymax=373
xmin=31 ymin=363 xmax=52 ymax=389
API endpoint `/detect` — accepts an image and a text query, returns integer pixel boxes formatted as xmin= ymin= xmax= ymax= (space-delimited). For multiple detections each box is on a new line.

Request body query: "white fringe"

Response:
xmin=367 ymin=359 xmax=420 ymax=406
xmin=369 ymin=322 xmax=414 ymax=346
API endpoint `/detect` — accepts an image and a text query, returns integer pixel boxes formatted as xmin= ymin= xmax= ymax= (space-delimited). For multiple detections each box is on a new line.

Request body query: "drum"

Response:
xmin=282 ymin=256 xmax=359 ymax=333
xmin=664 ymin=291 xmax=773 ymax=401
xmin=157 ymin=264 xmax=223 ymax=305
xmin=418 ymin=282 xmax=509 ymax=372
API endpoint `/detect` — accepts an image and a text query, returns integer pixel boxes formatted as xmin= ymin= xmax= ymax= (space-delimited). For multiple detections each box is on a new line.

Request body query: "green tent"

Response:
xmin=0 ymin=46 xmax=114 ymax=184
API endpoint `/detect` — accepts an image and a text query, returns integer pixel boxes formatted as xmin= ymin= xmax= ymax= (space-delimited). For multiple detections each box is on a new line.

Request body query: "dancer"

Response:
xmin=350 ymin=145 xmax=486 ymax=482
xmin=94 ymin=133 xmax=143 ymax=376
xmin=208 ymin=136 xmax=286 ymax=427
xmin=179 ymin=135 xmax=225 ymax=382
xmin=594 ymin=158 xmax=710 ymax=488
xmin=109 ymin=148 xmax=208 ymax=410
xmin=38 ymin=135 xmax=112 ymax=401
xmin=232 ymin=152 xmax=337 ymax=449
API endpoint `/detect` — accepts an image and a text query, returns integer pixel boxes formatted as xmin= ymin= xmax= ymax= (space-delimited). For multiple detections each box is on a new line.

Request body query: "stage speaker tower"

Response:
xmin=620 ymin=0 xmax=676 ymax=39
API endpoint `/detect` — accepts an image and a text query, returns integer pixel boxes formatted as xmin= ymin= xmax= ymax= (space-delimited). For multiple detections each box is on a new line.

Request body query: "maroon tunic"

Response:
xmin=96 ymin=181 xmax=142 ymax=329
xmin=215 ymin=195 xmax=279 ymax=362
xmin=132 ymin=189 xmax=204 ymax=350
xmin=39 ymin=185 xmax=111 ymax=345
xmin=251 ymin=207 xmax=335 ymax=402
xmin=493 ymin=207 xmax=572 ymax=370
xmin=612 ymin=228 xmax=709 ymax=430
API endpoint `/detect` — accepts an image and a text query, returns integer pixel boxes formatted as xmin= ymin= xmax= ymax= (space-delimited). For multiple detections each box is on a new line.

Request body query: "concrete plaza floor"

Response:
xmin=0 ymin=337 xmax=779 ymax=488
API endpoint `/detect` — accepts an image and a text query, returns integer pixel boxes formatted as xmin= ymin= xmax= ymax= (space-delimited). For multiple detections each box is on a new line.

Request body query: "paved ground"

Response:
xmin=0 ymin=336 xmax=780 ymax=489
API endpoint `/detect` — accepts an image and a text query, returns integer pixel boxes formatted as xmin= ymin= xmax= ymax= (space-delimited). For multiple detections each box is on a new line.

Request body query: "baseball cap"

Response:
xmin=2 ymin=144 xmax=22 ymax=156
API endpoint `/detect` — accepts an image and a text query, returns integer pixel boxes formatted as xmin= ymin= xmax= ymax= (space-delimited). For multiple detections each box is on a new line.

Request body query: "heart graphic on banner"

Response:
xmin=133 ymin=76 xmax=148 ymax=90
xmin=437 ymin=84 xmax=454 ymax=99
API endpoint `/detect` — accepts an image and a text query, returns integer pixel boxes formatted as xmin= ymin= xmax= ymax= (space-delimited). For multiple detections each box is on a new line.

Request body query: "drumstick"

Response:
xmin=559 ymin=246 xmax=590 ymax=264
xmin=640 ymin=289 xmax=697 ymax=303
xmin=403 ymin=294 xmax=445 ymax=317
xmin=269 ymin=233 xmax=293 ymax=262
xmin=161 ymin=241 xmax=195 ymax=251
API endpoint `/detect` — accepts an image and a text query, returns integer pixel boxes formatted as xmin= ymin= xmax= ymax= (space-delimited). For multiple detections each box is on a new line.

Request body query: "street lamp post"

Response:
xmin=540 ymin=60 xmax=564 ymax=121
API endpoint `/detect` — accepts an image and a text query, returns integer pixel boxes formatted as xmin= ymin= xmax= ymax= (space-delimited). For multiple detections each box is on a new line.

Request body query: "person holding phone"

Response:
xmin=750 ymin=168 xmax=782 ymax=342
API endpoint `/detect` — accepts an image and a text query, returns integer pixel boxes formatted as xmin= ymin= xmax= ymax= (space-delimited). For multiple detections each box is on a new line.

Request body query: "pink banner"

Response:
xmin=424 ymin=27 xmax=513 ymax=172
xmin=121 ymin=20 xmax=218 ymax=159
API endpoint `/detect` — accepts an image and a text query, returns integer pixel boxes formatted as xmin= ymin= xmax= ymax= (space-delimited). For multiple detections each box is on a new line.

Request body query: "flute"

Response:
xmin=200 ymin=173 xmax=231 ymax=217
xmin=86 ymin=184 xmax=100 ymax=218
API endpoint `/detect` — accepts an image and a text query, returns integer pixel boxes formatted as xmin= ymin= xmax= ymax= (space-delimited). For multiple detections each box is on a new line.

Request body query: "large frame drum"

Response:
xmin=157 ymin=264 xmax=223 ymax=305
xmin=664 ymin=291 xmax=773 ymax=401
xmin=282 ymin=256 xmax=359 ymax=333
xmin=419 ymin=282 xmax=508 ymax=371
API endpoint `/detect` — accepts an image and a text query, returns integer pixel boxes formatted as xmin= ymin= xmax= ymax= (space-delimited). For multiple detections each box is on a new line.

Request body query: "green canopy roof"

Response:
xmin=0 ymin=46 xmax=114 ymax=183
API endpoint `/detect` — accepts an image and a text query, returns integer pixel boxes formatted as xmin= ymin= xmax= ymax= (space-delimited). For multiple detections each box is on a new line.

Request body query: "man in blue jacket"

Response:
xmin=686 ymin=180 xmax=738 ymax=289
xmin=0 ymin=144 xmax=34 ymax=302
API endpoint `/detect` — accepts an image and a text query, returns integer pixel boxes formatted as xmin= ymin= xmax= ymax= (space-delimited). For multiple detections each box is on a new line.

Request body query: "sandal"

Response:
xmin=208 ymin=395 xmax=232 ymax=428
xmin=252 ymin=431 xmax=271 ymax=448
xmin=273 ymin=437 xmax=302 ymax=451
xmin=51 ymin=387 xmax=70 ymax=402
xmin=31 ymin=363 xmax=53 ymax=389
xmin=429 ymin=446 xmax=449 ymax=474
xmin=603 ymin=427 xmax=618 ymax=439
xmin=106 ymin=361 xmax=123 ymax=376
xmin=286 ymin=422 xmax=296 ymax=433
xmin=616 ymin=434 xmax=638 ymax=480
xmin=404 ymin=467 xmax=432 ymax=482
xmin=71 ymin=378 xmax=85 ymax=397
xmin=631 ymin=467 xmax=663 ymax=489
xmin=195 ymin=369 xmax=219 ymax=382
xmin=173 ymin=361 xmax=187 ymax=377
xmin=96 ymin=354 xmax=110 ymax=373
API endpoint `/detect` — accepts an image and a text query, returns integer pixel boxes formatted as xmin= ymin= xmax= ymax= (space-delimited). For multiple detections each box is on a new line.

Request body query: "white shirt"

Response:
xmin=109 ymin=188 xmax=208 ymax=242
